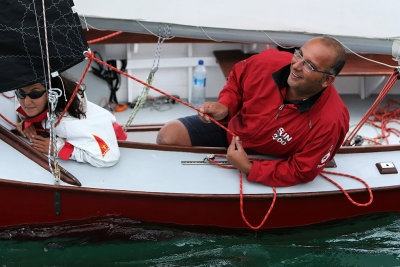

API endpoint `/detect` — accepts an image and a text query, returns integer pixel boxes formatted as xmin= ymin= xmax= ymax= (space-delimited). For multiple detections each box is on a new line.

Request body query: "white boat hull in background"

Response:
xmin=75 ymin=0 xmax=400 ymax=56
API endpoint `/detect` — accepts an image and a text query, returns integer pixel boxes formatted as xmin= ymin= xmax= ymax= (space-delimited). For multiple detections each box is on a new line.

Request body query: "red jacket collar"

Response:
xmin=17 ymin=107 xmax=48 ymax=129
xmin=272 ymin=64 xmax=326 ymax=113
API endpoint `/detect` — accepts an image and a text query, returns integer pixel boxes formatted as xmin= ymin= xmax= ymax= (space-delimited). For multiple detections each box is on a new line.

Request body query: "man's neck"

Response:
xmin=286 ymin=86 xmax=323 ymax=102
xmin=285 ymin=87 xmax=308 ymax=102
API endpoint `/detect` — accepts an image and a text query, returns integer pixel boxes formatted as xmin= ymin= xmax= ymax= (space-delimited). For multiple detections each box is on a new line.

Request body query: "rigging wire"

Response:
xmin=262 ymin=33 xmax=400 ymax=69
xmin=40 ymin=0 xmax=61 ymax=184
xmin=79 ymin=17 xmax=103 ymax=31
xmin=199 ymin=27 xmax=223 ymax=42
xmin=135 ymin=21 xmax=175 ymax=40
xmin=79 ymin=11 xmax=399 ymax=70
xmin=79 ymin=15 xmax=176 ymax=41
xmin=332 ymin=37 xmax=400 ymax=69
xmin=32 ymin=0 xmax=60 ymax=183
xmin=123 ymin=23 xmax=172 ymax=130
xmin=32 ymin=0 xmax=48 ymax=90
xmin=261 ymin=31 xmax=296 ymax=49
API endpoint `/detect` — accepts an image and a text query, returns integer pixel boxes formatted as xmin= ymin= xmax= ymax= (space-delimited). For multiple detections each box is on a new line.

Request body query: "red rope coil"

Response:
xmin=344 ymin=70 xmax=399 ymax=145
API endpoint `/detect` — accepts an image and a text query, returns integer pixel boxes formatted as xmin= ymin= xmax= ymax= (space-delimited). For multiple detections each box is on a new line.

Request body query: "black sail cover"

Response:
xmin=0 ymin=0 xmax=88 ymax=92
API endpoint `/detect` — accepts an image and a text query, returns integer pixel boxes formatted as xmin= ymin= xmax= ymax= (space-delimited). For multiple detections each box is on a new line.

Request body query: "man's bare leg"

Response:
xmin=156 ymin=120 xmax=192 ymax=146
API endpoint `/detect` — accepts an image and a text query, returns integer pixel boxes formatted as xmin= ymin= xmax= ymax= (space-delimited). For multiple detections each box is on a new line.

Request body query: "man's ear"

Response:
xmin=321 ymin=75 xmax=335 ymax=88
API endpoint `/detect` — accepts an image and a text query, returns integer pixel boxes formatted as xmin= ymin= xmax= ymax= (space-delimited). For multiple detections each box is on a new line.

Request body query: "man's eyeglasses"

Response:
xmin=293 ymin=49 xmax=333 ymax=75
xmin=15 ymin=89 xmax=46 ymax=99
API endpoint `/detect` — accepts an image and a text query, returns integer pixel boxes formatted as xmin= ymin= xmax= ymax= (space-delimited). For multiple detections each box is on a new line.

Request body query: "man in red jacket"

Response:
xmin=157 ymin=37 xmax=349 ymax=187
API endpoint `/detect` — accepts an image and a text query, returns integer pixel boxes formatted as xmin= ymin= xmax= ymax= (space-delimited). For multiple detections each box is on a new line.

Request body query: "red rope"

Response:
xmin=210 ymin=154 xmax=277 ymax=230
xmin=362 ymin=137 xmax=382 ymax=145
xmin=2 ymin=92 xmax=15 ymax=99
xmin=0 ymin=113 xmax=16 ymax=127
xmin=239 ymin=170 xmax=277 ymax=230
xmin=87 ymin=31 xmax=123 ymax=44
xmin=55 ymin=51 xmax=94 ymax=126
xmin=0 ymin=92 xmax=17 ymax=127
xmin=362 ymin=98 xmax=400 ymax=144
xmin=86 ymin=53 xmax=237 ymax=138
xmin=344 ymin=70 xmax=399 ymax=145
xmin=320 ymin=170 xmax=373 ymax=206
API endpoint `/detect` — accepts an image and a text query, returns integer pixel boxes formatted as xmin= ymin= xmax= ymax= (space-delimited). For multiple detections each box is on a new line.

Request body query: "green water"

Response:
xmin=1 ymin=214 xmax=400 ymax=266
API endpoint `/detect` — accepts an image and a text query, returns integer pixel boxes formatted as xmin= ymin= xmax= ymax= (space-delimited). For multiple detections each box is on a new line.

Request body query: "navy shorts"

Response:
xmin=178 ymin=115 xmax=229 ymax=147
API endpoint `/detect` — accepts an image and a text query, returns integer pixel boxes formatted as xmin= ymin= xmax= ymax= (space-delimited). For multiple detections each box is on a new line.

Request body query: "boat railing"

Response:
xmin=121 ymin=124 xmax=400 ymax=155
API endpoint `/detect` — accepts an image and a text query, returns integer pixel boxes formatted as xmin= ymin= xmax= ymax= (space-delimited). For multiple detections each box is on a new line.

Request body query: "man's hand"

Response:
xmin=198 ymin=102 xmax=228 ymax=123
xmin=16 ymin=122 xmax=37 ymax=142
xmin=31 ymin=135 xmax=53 ymax=154
xmin=227 ymin=136 xmax=252 ymax=175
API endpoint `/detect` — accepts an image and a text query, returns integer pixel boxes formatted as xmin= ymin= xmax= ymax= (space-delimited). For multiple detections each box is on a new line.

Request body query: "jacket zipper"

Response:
xmin=275 ymin=104 xmax=285 ymax=120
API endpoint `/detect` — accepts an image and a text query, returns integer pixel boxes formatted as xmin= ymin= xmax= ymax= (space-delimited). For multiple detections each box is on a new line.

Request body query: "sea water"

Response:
xmin=1 ymin=214 xmax=400 ymax=266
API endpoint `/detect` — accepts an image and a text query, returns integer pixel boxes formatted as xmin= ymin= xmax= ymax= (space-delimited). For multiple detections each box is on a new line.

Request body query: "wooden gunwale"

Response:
xmin=0 ymin=125 xmax=81 ymax=186
xmin=122 ymin=123 xmax=400 ymax=154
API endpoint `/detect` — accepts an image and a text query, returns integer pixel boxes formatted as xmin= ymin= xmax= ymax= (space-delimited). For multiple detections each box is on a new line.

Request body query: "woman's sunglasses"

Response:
xmin=15 ymin=89 xmax=46 ymax=99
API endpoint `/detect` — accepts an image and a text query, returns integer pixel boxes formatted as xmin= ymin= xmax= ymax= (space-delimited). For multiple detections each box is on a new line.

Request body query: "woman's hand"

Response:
xmin=198 ymin=102 xmax=228 ymax=123
xmin=31 ymin=135 xmax=53 ymax=154
xmin=227 ymin=136 xmax=252 ymax=175
xmin=16 ymin=122 xmax=37 ymax=142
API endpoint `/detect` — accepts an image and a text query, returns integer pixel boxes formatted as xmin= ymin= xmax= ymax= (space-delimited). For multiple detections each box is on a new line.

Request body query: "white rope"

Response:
xmin=32 ymin=0 xmax=48 ymax=87
xmin=199 ymin=27 xmax=223 ymax=42
xmin=80 ymin=12 xmax=89 ymax=31
xmin=79 ymin=17 xmax=176 ymax=42
xmin=39 ymin=0 xmax=61 ymax=184
xmin=79 ymin=17 xmax=103 ymax=31
xmin=41 ymin=0 xmax=52 ymax=93
xmin=135 ymin=21 xmax=175 ymax=40
xmin=261 ymin=32 xmax=399 ymax=69
xmin=78 ymin=8 xmax=398 ymax=70
xmin=57 ymin=75 xmax=67 ymax=102
xmin=261 ymin=31 xmax=296 ymax=49
xmin=330 ymin=36 xmax=399 ymax=69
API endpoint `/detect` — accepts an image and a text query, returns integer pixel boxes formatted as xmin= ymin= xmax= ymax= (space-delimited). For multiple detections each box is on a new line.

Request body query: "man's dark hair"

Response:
xmin=320 ymin=37 xmax=346 ymax=76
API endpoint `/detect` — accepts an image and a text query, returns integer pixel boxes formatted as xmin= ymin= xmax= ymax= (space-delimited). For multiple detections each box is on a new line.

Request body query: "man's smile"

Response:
xmin=290 ymin=71 xmax=303 ymax=80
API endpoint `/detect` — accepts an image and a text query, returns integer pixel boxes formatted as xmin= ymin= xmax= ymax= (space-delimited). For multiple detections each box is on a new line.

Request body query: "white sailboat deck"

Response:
xmin=2 ymin=137 xmax=399 ymax=195
xmin=2 ymin=94 xmax=400 ymax=196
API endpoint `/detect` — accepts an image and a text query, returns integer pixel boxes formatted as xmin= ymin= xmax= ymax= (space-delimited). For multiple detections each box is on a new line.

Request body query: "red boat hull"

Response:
xmin=1 ymin=178 xmax=399 ymax=229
